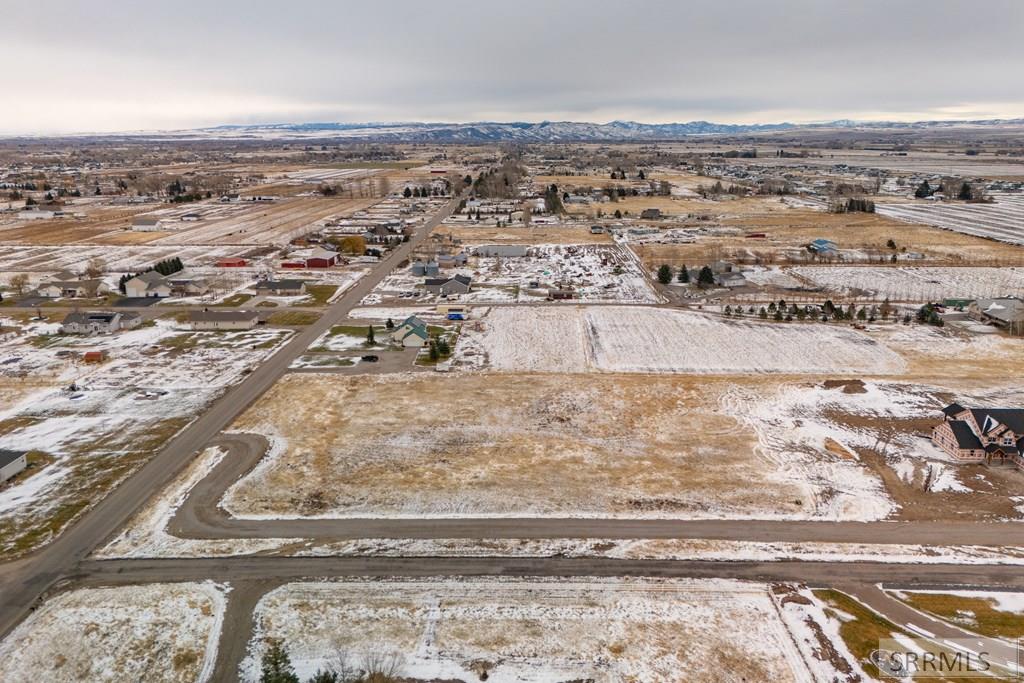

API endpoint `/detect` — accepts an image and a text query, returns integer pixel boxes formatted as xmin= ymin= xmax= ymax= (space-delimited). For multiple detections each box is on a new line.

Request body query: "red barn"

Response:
xmin=216 ymin=257 xmax=248 ymax=267
xmin=305 ymin=246 xmax=339 ymax=269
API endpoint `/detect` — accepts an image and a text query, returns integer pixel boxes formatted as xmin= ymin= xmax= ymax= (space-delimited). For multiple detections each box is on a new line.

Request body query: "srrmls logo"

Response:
xmin=874 ymin=638 xmax=1023 ymax=679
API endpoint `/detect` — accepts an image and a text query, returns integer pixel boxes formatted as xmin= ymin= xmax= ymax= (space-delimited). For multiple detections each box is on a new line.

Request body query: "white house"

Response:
xmin=36 ymin=279 xmax=110 ymax=298
xmin=131 ymin=216 xmax=166 ymax=231
xmin=187 ymin=310 xmax=259 ymax=331
xmin=60 ymin=311 xmax=141 ymax=334
xmin=0 ymin=450 xmax=27 ymax=483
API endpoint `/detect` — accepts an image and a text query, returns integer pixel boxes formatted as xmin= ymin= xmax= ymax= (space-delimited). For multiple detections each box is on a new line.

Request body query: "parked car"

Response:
xmin=361 ymin=355 xmax=379 ymax=362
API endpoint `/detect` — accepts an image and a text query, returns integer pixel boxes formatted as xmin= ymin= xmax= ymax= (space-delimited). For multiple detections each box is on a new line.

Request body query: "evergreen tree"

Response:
xmin=428 ymin=340 xmax=439 ymax=362
xmin=366 ymin=325 xmax=375 ymax=344
xmin=914 ymin=180 xmax=933 ymax=199
xmin=773 ymin=309 xmax=784 ymax=321
xmin=386 ymin=318 xmax=395 ymax=330
xmin=958 ymin=182 xmax=973 ymax=200
xmin=677 ymin=266 xmax=689 ymax=283
xmin=403 ymin=187 xmax=412 ymax=198
xmin=306 ymin=671 xmax=338 ymax=683
xmin=437 ymin=336 xmax=450 ymax=356
xmin=260 ymin=641 xmax=299 ymax=683
xmin=614 ymin=209 xmax=622 ymax=219
xmin=697 ymin=266 xmax=715 ymax=287
xmin=857 ymin=307 xmax=867 ymax=320
xmin=724 ymin=305 xmax=732 ymax=316
xmin=656 ymin=264 xmax=673 ymax=284
xmin=758 ymin=307 xmax=768 ymax=319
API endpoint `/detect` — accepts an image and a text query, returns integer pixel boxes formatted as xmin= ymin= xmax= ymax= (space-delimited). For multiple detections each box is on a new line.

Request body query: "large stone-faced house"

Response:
xmin=932 ymin=403 xmax=1024 ymax=467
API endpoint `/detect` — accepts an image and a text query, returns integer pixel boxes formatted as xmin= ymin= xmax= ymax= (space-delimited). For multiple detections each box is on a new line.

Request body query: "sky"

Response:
xmin=3 ymin=0 xmax=1023 ymax=134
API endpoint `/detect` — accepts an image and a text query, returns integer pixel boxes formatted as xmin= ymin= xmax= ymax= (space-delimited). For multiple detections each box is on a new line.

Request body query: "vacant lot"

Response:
xmin=0 ymin=322 xmax=292 ymax=558
xmin=455 ymin=306 xmax=906 ymax=375
xmin=0 ymin=582 xmax=225 ymax=683
xmin=241 ymin=579 xmax=807 ymax=683
xmin=222 ymin=372 xmax=892 ymax=520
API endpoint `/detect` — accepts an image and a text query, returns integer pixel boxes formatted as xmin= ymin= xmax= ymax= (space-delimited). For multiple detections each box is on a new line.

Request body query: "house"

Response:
xmin=968 ymin=297 xmax=1024 ymax=331
xmin=710 ymin=260 xmax=735 ymax=274
xmin=131 ymin=216 xmax=165 ymax=231
xmin=82 ymin=350 xmax=108 ymax=363
xmin=715 ymin=272 xmax=747 ymax=288
xmin=187 ymin=310 xmax=259 ymax=331
xmin=0 ymin=450 xmax=27 ymax=484
xmin=590 ymin=225 xmax=605 ymax=234
xmin=36 ymin=279 xmax=110 ymax=298
xmin=124 ymin=271 xmax=172 ymax=298
xmin=216 ymin=257 xmax=247 ymax=267
xmin=305 ymin=246 xmax=339 ymax=268
xmin=255 ymin=280 xmax=307 ymax=296
xmin=473 ymin=244 xmax=529 ymax=258
xmin=640 ymin=208 xmax=662 ymax=219
xmin=933 ymin=404 xmax=1024 ymax=467
xmin=60 ymin=311 xmax=141 ymax=334
xmin=548 ymin=289 xmax=575 ymax=300
xmin=391 ymin=315 xmax=430 ymax=347
xmin=424 ymin=275 xmax=472 ymax=296
xmin=166 ymin=277 xmax=209 ymax=297
xmin=808 ymin=238 xmax=839 ymax=255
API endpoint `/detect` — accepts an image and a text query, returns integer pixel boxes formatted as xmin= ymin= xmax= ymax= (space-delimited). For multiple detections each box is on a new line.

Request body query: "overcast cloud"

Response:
xmin=2 ymin=0 xmax=1022 ymax=133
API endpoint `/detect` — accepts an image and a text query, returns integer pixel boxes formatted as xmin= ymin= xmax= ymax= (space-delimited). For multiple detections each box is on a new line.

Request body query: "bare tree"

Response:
xmin=9 ymin=273 xmax=29 ymax=295
xmin=84 ymin=257 xmax=106 ymax=280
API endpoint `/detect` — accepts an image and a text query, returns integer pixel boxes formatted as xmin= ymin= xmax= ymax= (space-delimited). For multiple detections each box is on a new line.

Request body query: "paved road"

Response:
xmin=170 ymin=433 xmax=1024 ymax=548
xmin=0 ymin=194 xmax=465 ymax=640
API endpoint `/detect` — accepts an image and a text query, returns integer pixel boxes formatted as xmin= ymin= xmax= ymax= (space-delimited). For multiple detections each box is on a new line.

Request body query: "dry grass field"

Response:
xmin=241 ymin=579 xmax=805 ymax=683
xmin=224 ymin=372 xmax=809 ymax=519
xmin=0 ymin=206 xmax=162 ymax=245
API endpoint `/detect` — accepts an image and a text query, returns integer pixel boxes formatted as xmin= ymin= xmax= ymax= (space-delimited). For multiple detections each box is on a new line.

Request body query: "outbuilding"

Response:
xmin=0 ymin=450 xmax=27 ymax=483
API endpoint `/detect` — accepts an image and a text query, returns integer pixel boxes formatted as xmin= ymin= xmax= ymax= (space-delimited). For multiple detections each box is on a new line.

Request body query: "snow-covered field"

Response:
xmin=0 ymin=319 xmax=292 ymax=556
xmin=455 ymin=305 xmax=906 ymax=375
xmin=0 ymin=582 xmax=226 ymax=683
xmin=877 ymin=194 xmax=1024 ymax=245
xmin=0 ymin=244 xmax=255 ymax=273
xmin=241 ymin=579 xmax=811 ymax=683
xmin=366 ymin=244 xmax=661 ymax=304
xmin=788 ymin=265 xmax=1024 ymax=301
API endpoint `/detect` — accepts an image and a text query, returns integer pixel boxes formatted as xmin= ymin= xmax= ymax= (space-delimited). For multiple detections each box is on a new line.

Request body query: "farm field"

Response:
xmin=877 ymin=193 xmax=1024 ymax=246
xmin=0 ymin=319 xmax=292 ymax=558
xmin=455 ymin=306 xmax=906 ymax=374
xmin=152 ymin=196 xmax=375 ymax=246
xmin=630 ymin=196 xmax=1024 ymax=266
xmin=787 ymin=265 xmax=1024 ymax=301
xmin=240 ymin=579 xmax=815 ymax=683
xmin=0 ymin=243 xmax=258 ymax=274
xmin=0 ymin=582 xmax=225 ymax=683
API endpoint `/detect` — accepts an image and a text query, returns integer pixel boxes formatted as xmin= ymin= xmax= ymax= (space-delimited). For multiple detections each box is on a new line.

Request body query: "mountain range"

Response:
xmin=185 ymin=118 xmax=1024 ymax=143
